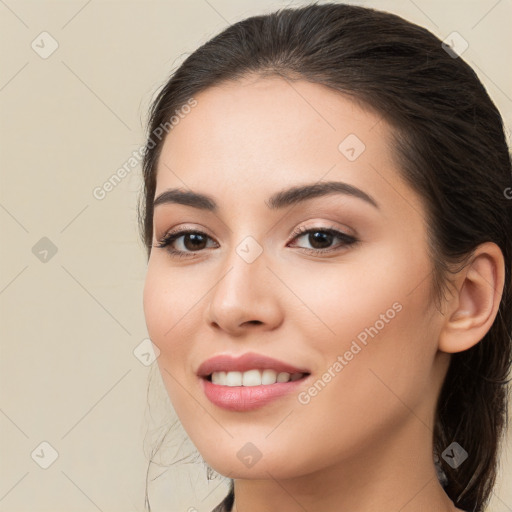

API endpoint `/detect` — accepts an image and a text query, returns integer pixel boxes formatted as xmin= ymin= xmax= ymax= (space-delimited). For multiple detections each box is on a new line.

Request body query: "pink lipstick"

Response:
xmin=197 ymin=352 xmax=311 ymax=412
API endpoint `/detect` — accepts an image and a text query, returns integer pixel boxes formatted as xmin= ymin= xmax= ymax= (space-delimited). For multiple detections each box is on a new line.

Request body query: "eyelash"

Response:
xmin=154 ymin=224 xmax=359 ymax=259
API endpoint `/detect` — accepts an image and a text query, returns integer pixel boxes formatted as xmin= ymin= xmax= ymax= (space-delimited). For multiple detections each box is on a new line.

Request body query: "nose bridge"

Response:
xmin=206 ymin=229 xmax=282 ymax=331
xmin=216 ymin=232 xmax=269 ymax=300
xmin=220 ymin=209 xmax=269 ymax=273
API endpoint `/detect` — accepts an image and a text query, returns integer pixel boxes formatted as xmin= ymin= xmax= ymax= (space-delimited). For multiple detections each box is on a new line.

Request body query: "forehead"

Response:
xmin=154 ymin=76 xmax=414 ymax=216
xmin=159 ymin=76 xmax=385 ymax=166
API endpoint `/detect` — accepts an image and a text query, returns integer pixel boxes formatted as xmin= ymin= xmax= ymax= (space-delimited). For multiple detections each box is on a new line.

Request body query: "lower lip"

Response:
xmin=200 ymin=376 xmax=309 ymax=412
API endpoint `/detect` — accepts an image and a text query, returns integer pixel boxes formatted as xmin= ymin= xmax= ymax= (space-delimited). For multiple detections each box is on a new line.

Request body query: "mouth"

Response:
xmin=196 ymin=352 xmax=312 ymax=411
xmin=204 ymin=369 xmax=310 ymax=386
xmin=199 ymin=369 xmax=311 ymax=412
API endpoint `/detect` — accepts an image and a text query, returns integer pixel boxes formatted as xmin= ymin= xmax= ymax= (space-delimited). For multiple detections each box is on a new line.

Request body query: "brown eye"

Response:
xmin=155 ymin=229 xmax=218 ymax=258
xmin=289 ymin=226 xmax=358 ymax=255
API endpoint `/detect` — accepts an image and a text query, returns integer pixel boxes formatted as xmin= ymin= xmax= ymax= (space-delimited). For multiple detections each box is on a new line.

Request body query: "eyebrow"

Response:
xmin=153 ymin=181 xmax=379 ymax=211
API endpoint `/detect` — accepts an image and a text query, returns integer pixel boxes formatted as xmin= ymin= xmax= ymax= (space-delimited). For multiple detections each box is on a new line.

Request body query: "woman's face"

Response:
xmin=143 ymin=75 xmax=450 ymax=480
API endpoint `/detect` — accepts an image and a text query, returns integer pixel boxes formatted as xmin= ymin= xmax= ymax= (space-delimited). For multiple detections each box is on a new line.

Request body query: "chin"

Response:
xmin=199 ymin=446 xmax=313 ymax=481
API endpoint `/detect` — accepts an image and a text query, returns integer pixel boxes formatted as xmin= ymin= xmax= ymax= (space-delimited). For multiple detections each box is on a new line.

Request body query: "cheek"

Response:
xmin=274 ymin=277 xmax=437 ymax=471
xmin=283 ymin=242 xmax=421 ymax=341
xmin=142 ymin=267 xmax=167 ymax=345
xmin=143 ymin=263 xmax=191 ymax=363
xmin=143 ymin=264 xmax=197 ymax=413
xmin=143 ymin=258 xmax=196 ymax=333
xmin=288 ymin=241 xmax=436 ymax=406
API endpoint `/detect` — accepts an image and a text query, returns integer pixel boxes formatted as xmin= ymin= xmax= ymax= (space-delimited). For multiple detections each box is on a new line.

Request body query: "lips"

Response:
xmin=196 ymin=351 xmax=310 ymax=378
xmin=196 ymin=352 xmax=312 ymax=411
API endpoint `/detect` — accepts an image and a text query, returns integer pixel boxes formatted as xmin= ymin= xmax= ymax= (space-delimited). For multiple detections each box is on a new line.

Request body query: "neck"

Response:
xmin=230 ymin=417 xmax=460 ymax=512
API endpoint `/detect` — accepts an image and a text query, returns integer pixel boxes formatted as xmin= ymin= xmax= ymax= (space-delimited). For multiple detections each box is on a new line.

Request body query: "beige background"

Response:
xmin=0 ymin=0 xmax=511 ymax=511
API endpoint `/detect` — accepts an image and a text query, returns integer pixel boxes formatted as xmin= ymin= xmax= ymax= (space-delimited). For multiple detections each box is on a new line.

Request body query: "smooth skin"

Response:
xmin=143 ymin=75 xmax=504 ymax=512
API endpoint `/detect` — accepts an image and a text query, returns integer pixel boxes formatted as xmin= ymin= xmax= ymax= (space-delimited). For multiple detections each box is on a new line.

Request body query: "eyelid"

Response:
xmin=154 ymin=223 xmax=214 ymax=243
xmin=154 ymin=221 xmax=353 ymax=246
xmin=289 ymin=224 xmax=353 ymax=240
xmin=288 ymin=219 xmax=356 ymax=239
xmin=154 ymin=221 xmax=359 ymax=260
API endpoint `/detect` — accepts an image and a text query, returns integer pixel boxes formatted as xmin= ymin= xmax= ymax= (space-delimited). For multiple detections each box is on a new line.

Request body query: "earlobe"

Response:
xmin=438 ymin=242 xmax=505 ymax=354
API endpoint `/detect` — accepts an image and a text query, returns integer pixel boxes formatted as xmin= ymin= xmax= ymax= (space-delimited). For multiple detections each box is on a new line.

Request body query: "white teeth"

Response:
xmin=242 ymin=369 xmax=261 ymax=386
xmin=261 ymin=369 xmax=277 ymax=385
xmin=211 ymin=371 xmax=226 ymax=384
xmin=209 ymin=369 xmax=305 ymax=386
xmin=225 ymin=371 xmax=242 ymax=386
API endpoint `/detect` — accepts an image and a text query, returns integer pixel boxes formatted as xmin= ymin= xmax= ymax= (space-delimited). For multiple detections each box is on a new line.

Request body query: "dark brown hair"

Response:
xmin=138 ymin=3 xmax=512 ymax=511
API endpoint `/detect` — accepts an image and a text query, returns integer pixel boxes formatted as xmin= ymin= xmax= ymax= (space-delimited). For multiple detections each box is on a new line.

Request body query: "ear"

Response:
xmin=438 ymin=242 xmax=505 ymax=354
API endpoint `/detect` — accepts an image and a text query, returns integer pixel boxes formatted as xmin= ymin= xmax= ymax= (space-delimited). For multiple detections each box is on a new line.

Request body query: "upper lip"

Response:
xmin=196 ymin=351 xmax=310 ymax=377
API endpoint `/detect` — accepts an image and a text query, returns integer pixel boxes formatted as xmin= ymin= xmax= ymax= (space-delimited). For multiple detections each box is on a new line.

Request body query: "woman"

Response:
xmin=139 ymin=3 xmax=512 ymax=511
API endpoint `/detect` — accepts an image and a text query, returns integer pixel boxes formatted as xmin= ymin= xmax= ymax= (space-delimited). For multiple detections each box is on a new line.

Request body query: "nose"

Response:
xmin=205 ymin=244 xmax=284 ymax=336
